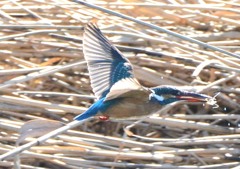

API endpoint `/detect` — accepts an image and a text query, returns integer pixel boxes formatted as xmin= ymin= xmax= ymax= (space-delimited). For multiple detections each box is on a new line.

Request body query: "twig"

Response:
xmin=0 ymin=120 xmax=85 ymax=161
xmin=145 ymin=116 xmax=240 ymax=134
xmin=0 ymin=61 xmax=85 ymax=89
xmin=73 ymin=0 xmax=240 ymax=60
xmin=0 ymin=30 xmax=59 ymax=41
xmin=0 ymin=95 xmax=86 ymax=114
xmin=0 ymin=25 xmax=83 ymax=30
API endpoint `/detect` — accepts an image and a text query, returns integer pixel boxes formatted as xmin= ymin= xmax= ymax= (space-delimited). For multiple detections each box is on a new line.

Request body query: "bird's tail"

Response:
xmin=74 ymin=98 xmax=104 ymax=121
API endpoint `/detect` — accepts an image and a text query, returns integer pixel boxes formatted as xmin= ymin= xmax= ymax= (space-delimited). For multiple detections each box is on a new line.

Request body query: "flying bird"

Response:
xmin=74 ymin=23 xmax=213 ymax=121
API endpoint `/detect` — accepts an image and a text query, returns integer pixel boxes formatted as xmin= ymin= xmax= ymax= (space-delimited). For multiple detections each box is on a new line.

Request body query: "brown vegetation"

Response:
xmin=0 ymin=0 xmax=240 ymax=168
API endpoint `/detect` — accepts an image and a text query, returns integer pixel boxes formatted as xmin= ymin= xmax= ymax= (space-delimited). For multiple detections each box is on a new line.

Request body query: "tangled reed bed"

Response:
xmin=0 ymin=0 xmax=240 ymax=168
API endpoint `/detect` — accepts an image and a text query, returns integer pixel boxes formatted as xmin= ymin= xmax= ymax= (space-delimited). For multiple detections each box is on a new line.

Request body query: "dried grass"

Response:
xmin=0 ymin=0 xmax=240 ymax=168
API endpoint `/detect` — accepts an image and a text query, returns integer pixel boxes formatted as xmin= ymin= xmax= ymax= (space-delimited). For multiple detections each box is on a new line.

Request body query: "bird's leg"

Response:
xmin=98 ymin=115 xmax=109 ymax=121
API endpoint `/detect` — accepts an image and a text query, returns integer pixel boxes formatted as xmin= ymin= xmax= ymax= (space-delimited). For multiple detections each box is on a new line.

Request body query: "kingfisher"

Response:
xmin=74 ymin=23 xmax=213 ymax=121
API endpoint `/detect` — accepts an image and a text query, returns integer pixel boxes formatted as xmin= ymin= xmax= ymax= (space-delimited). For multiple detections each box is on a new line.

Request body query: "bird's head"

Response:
xmin=150 ymin=86 xmax=213 ymax=105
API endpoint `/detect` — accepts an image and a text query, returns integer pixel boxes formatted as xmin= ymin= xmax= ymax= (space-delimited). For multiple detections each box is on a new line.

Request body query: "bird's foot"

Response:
xmin=98 ymin=115 xmax=109 ymax=121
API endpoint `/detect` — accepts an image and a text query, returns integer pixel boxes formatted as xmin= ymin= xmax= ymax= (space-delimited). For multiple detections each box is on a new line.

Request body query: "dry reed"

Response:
xmin=0 ymin=0 xmax=240 ymax=168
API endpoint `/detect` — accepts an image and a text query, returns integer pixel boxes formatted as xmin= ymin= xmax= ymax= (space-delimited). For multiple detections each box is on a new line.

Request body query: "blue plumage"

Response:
xmin=74 ymin=23 xmax=212 ymax=121
xmin=75 ymin=98 xmax=105 ymax=120
xmin=151 ymin=86 xmax=209 ymax=99
xmin=82 ymin=24 xmax=133 ymax=99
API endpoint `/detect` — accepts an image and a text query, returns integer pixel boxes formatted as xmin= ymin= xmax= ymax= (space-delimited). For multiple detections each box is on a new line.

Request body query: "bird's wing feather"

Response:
xmin=105 ymin=78 xmax=150 ymax=101
xmin=83 ymin=23 xmax=134 ymax=99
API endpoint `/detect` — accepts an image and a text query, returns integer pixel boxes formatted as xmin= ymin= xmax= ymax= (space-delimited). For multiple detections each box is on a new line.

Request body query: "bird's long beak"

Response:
xmin=176 ymin=93 xmax=211 ymax=103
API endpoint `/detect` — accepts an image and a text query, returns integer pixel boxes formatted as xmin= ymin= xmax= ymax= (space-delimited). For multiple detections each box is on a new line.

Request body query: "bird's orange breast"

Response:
xmin=100 ymin=97 xmax=161 ymax=119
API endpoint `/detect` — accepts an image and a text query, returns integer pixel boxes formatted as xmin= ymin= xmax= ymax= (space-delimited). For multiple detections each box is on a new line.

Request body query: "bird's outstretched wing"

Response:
xmin=83 ymin=23 xmax=134 ymax=99
xmin=105 ymin=77 xmax=149 ymax=101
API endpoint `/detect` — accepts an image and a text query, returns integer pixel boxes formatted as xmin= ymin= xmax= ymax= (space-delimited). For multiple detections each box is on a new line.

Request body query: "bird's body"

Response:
xmin=74 ymin=23 xmax=213 ymax=121
xmin=97 ymin=92 xmax=161 ymax=119
xmin=97 ymin=97 xmax=161 ymax=118
xmin=77 ymin=77 xmax=162 ymax=119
